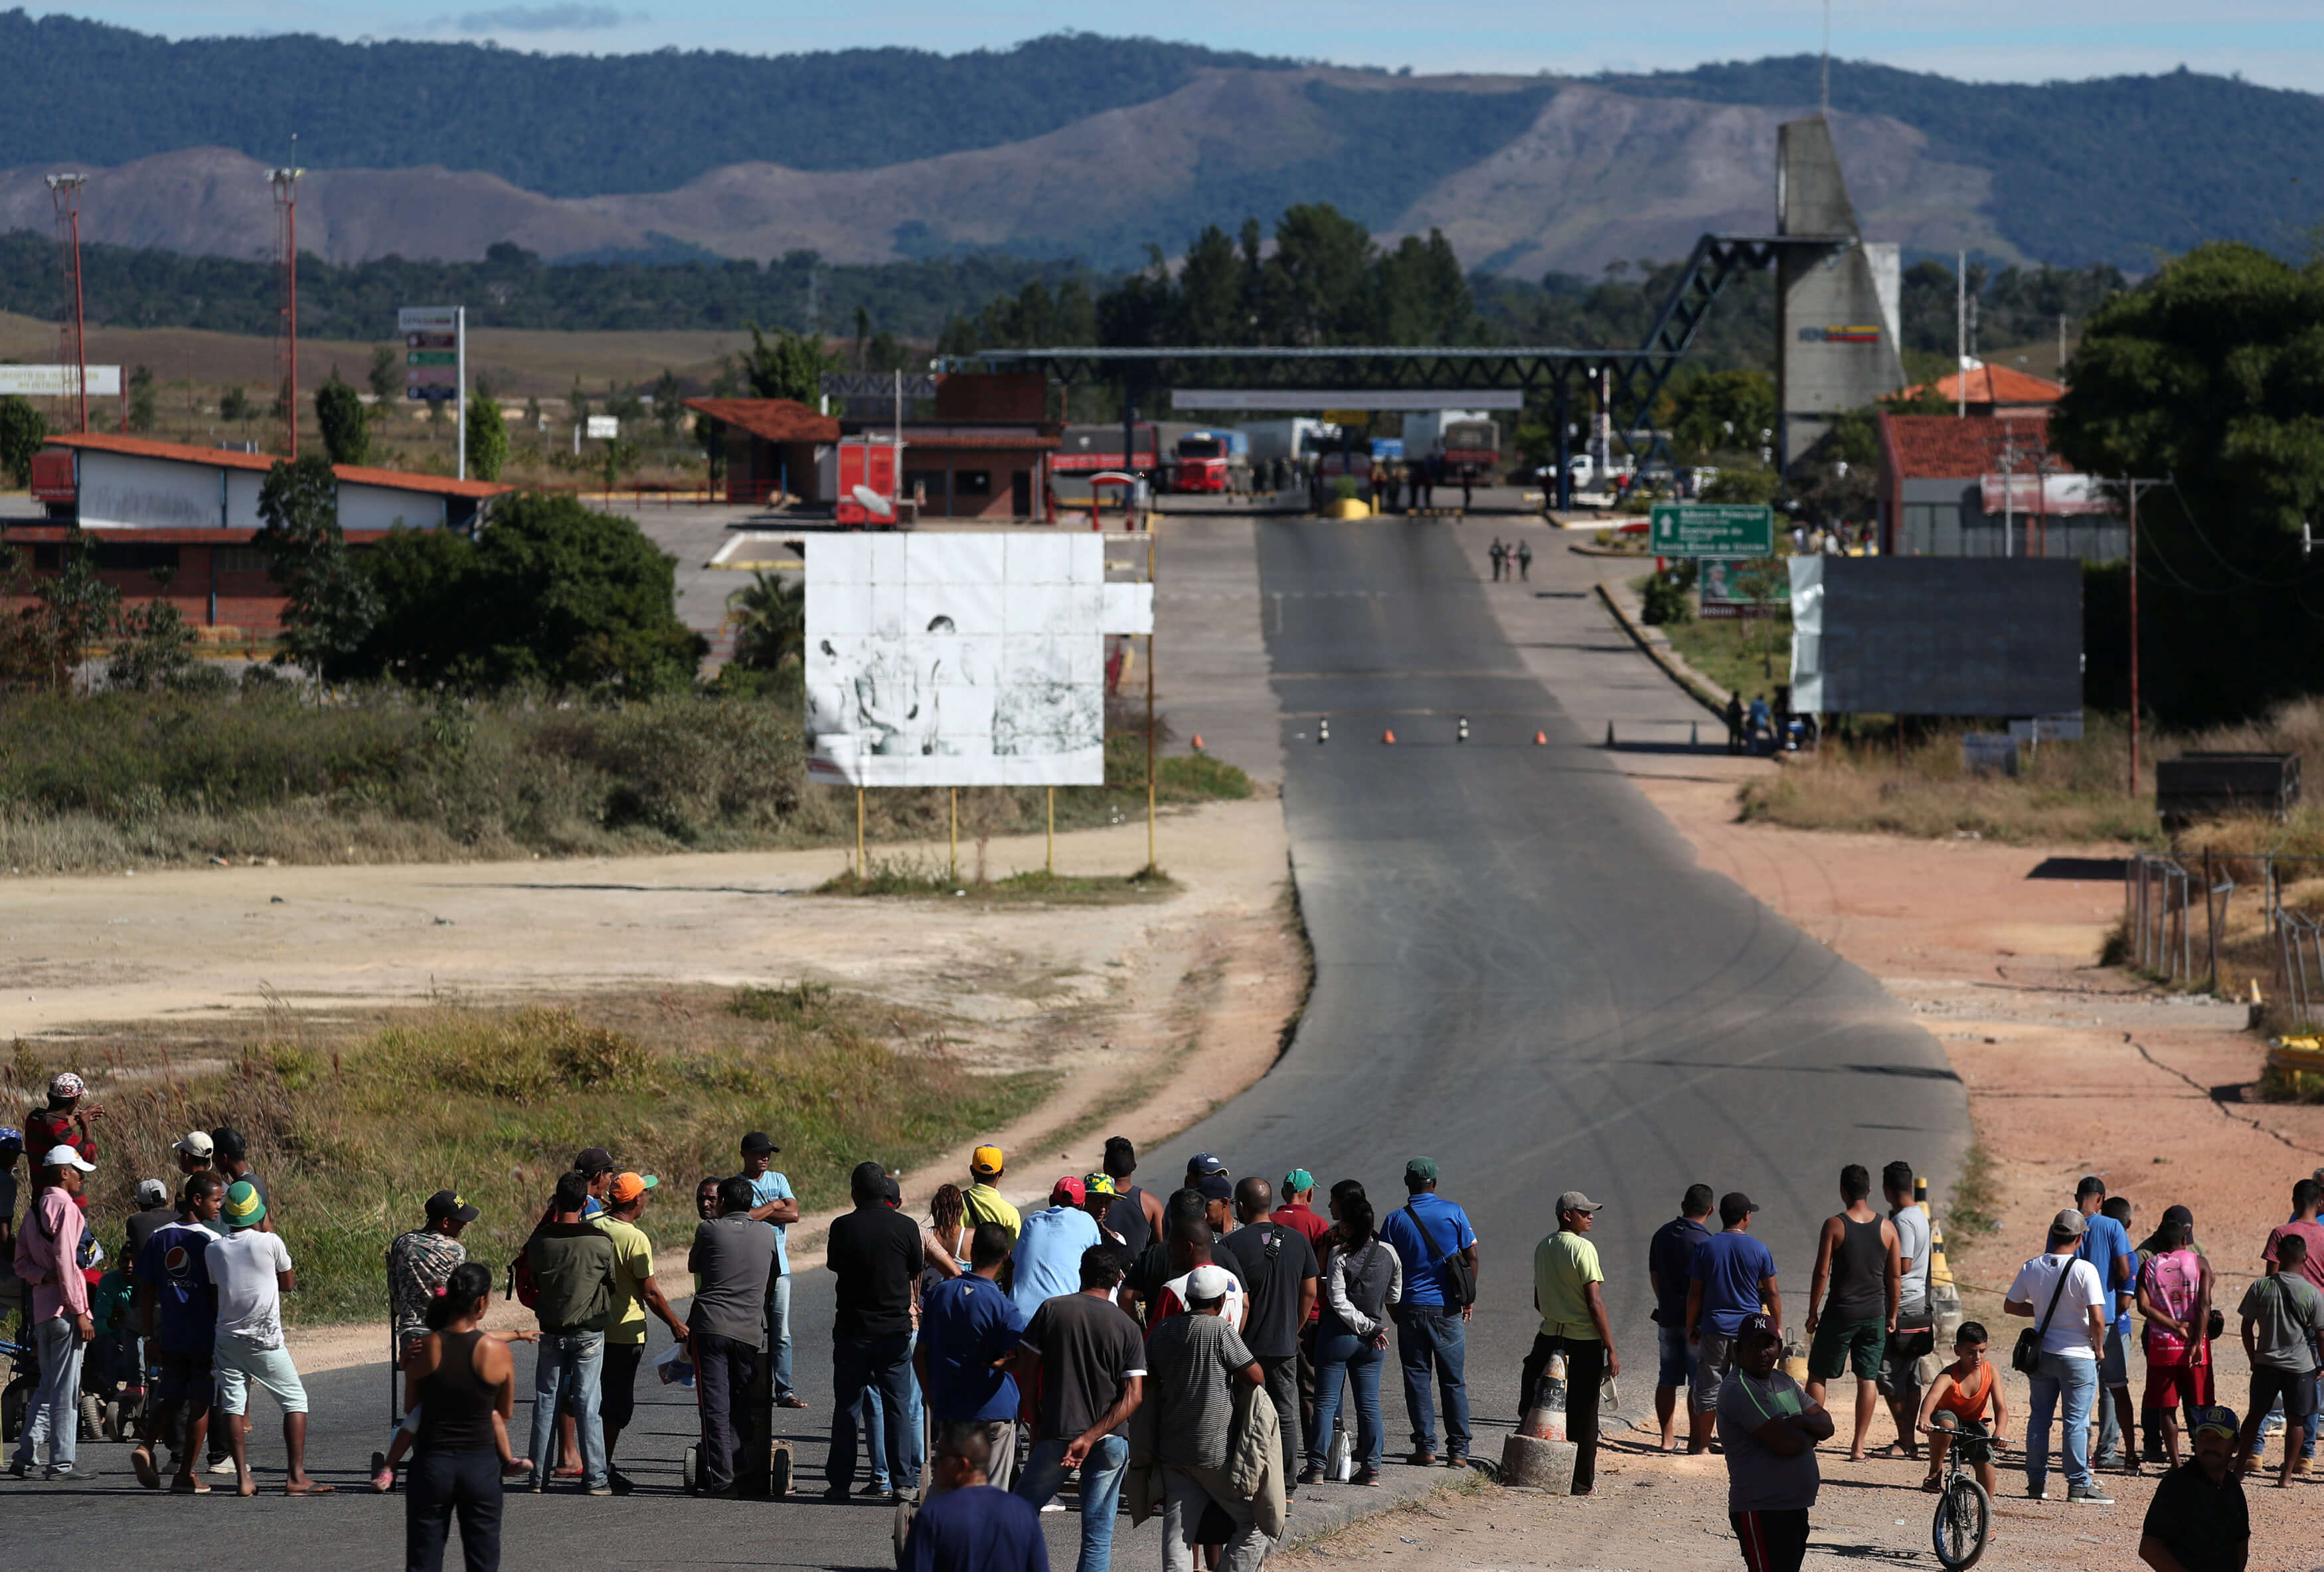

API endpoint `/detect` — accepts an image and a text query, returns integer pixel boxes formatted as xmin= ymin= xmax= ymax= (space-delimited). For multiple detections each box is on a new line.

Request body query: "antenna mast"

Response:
xmin=269 ymin=142 xmax=303 ymax=460
xmin=45 ymin=173 xmax=87 ymax=434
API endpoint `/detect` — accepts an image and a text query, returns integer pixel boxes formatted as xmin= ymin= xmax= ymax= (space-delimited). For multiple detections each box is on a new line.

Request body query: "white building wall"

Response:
xmin=76 ymin=452 xmax=225 ymax=530
xmin=338 ymin=482 xmax=444 ymax=534
xmin=225 ymin=468 xmax=266 ymax=531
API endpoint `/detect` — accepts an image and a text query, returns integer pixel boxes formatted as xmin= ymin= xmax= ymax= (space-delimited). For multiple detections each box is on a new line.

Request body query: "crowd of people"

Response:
xmin=7 ymin=1062 xmax=2315 ymax=1572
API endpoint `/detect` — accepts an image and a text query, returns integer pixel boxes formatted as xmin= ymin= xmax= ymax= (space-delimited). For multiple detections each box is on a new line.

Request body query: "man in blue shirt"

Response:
xmin=916 ymin=1221 xmax=1027 ymax=1494
xmin=740 ymin=1132 xmax=805 ymax=1408
xmin=1685 ymin=1191 xmax=1782 ymax=1453
xmin=1011 ymin=1178 xmax=1103 ymax=1321
xmin=131 ymin=1172 xmax=222 ymax=1492
xmin=904 ymin=1421 xmax=1049 ymax=1572
xmin=1647 ymin=1183 xmax=1716 ymax=1452
xmin=1378 ymin=1157 xmax=1479 ymax=1467
xmin=2074 ymin=1175 xmax=2136 ymax=1470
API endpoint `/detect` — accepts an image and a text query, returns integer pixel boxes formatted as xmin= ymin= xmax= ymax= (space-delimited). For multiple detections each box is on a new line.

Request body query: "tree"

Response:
xmin=219 ymin=385 xmax=252 ymax=428
xmin=106 ymin=594 xmax=196 ymax=690
xmin=652 ymin=368 xmax=683 ymax=439
xmin=254 ymin=454 xmax=376 ymax=679
xmin=457 ymin=492 xmax=704 ymax=693
xmin=368 ymin=343 xmax=401 ymax=409
xmin=466 ymin=391 xmax=509 ymax=481
xmin=19 ymin=529 xmax=118 ymax=689
xmin=126 ymin=363 xmax=156 ymax=433
xmin=1178 ymin=224 xmax=1246 ymax=345
xmin=726 ymin=569 xmax=804 ymax=672
xmin=0 ymin=393 xmax=45 ymax=485
xmin=1666 ymin=370 xmax=1777 ymax=461
xmin=740 ymin=321 xmax=839 ymax=404
xmin=1374 ymin=229 xmax=1473 ymax=345
xmin=1264 ymin=205 xmax=1377 ymax=345
xmin=315 ymin=367 xmax=370 ymax=466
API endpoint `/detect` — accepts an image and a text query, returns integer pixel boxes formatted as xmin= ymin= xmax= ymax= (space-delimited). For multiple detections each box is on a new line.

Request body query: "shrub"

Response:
xmin=1640 ymin=574 xmax=1693 ymax=625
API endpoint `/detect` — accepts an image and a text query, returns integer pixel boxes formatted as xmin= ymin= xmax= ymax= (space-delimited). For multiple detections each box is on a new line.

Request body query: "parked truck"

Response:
xmin=1400 ymin=410 xmax=1501 ymax=479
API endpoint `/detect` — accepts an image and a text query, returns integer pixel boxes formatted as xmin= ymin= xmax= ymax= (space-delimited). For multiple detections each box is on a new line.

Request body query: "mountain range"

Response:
xmin=1 ymin=14 xmax=2317 ymax=276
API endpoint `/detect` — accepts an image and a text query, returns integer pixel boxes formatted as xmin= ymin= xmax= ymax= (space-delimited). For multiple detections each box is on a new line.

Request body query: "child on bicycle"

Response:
xmin=1916 ymin=1321 xmax=2008 ymax=1497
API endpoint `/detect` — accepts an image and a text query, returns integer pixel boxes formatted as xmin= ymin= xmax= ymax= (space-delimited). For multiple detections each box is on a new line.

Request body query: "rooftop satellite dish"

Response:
xmin=852 ymin=484 xmax=894 ymax=519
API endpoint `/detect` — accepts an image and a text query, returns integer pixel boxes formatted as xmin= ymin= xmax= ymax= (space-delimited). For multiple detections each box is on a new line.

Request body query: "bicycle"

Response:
xmin=1928 ymin=1412 xmax=1993 ymax=1571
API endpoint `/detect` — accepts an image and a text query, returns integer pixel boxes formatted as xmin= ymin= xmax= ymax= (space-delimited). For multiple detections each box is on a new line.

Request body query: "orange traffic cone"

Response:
xmin=1534 ymin=730 xmax=1548 ymax=745
xmin=1191 ymin=734 xmax=1204 ymax=750
xmin=1382 ymin=729 xmax=1397 ymax=744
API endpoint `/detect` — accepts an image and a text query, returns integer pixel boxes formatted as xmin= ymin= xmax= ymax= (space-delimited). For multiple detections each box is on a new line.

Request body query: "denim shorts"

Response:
xmin=1657 ymin=1323 xmax=1696 ymax=1388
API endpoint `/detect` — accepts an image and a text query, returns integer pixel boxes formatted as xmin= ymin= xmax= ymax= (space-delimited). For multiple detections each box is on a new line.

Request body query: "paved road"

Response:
xmin=14 ymin=517 xmax=1964 ymax=1566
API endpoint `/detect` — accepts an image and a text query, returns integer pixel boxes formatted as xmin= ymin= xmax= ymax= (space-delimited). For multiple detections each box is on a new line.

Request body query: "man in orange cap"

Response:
xmin=595 ymin=1172 xmax=685 ymax=1490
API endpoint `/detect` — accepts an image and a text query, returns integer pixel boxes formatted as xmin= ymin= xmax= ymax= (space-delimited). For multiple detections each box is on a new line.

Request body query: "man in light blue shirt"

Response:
xmin=741 ymin=1131 xmax=803 ymax=1407
xmin=1010 ymin=1178 xmax=1102 ymax=1320
xmin=2073 ymin=1175 xmax=2135 ymax=1468
xmin=1379 ymin=1157 xmax=1480 ymax=1467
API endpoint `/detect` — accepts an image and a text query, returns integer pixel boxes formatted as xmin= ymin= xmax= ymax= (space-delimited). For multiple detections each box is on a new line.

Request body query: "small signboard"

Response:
xmin=1697 ymin=558 xmax=1791 ymax=620
xmin=0 ymin=364 xmax=122 ymax=397
xmin=586 ymin=415 xmax=620 ymax=440
xmin=398 ymin=306 xmax=459 ymax=333
xmin=1649 ymin=503 xmax=1776 ymax=558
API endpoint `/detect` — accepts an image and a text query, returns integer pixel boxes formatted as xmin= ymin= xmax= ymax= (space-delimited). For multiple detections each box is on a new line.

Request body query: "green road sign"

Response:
xmin=405 ymin=351 xmax=457 ymax=367
xmin=1649 ymin=503 xmax=1776 ymax=557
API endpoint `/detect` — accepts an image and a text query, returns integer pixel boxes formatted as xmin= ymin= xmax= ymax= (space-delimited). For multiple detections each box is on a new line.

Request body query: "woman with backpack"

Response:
xmin=1307 ymin=1194 xmax=1400 ymax=1488
xmin=2138 ymin=1211 xmax=2215 ymax=1467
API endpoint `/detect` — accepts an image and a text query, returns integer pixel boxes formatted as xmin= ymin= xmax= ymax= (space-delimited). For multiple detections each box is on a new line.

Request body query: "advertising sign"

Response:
xmin=0 ymin=365 xmax=122 ymax=397
xmin=397 ymin=306 xmax=459 ymax=333
xmin=1649 ymin=502 xmax=1776 ymax=557
xmin=1697 ymin=558 xmax=1791 ymax=620
xmin=805 ymin=533 xmax=1153 ymax=788
xmin=586 ymin=415 xmax=620 ymax=440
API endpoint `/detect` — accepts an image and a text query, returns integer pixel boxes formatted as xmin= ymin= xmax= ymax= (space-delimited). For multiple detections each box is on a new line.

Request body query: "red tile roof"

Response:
xmin=43 ymin=432 xmax=513 ymax=499
xmin=685 ymin=398 xmax=839 ymax=443
xmin=1900 ymin=362 xmax=2064 ymax=407
xmin=1880 ymin=413 xmax=2060 ymax=480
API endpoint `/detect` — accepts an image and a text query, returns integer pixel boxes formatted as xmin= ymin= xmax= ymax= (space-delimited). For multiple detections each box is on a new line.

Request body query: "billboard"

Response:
xmin=0 ymin=365 xmax=122 ymax=397
xmin=1697 ymin=558 xmax=1789 ymax=620
xmin=1788 ymin=556 xmax=2082 ymax=717
xmin=805 ymin=533 xmax=1153 ymax=786
xmin=1649 ymin=503 xmax=1775 ymax=557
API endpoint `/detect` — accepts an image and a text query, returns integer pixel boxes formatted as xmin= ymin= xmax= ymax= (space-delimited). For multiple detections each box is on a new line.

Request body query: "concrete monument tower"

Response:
xmin=1776 ymin=117 xmax=1904 ymax=467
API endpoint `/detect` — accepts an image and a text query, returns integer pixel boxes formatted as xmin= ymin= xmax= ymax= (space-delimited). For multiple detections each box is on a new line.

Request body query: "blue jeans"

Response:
xmin=828 ymin=1332 xmax=916 ymax=1492
xmin=1393 ymin=1304 xmax=1469 ymax=1458
xmin=11 ymin=1315 xmax=84 ymax=1474
xmin=529 ymin=1329 xmax=606 ymax=1490
xmin=1019 ymin=1433 xmax=1130 ymax=1572
xmin=1312 ymin=1324 xmax=1386 ymax=1472
xmin=766 ymin=1272 xmax=795 ymax=1401
xmin=859 ymin=1332 xmax=924 ymax=1490
xmin=2025 ymin=1350 xmax=2096 ymax=1496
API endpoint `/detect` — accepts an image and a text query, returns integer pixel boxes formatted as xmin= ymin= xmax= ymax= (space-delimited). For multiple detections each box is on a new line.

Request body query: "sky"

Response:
xmin=39 ymin=0 xmax=2324 ymax=92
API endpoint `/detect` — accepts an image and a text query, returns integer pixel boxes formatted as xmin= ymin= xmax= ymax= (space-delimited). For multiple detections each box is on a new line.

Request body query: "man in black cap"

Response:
xmin=739 ymin=1132 xmax=804 ymax=1408
xmin=574 ymin=1149 xmax=617 ymax=1217
xmin=209 ymin=1127 xmax=269 ymax=1233
xmin=1718 ymin=1312 xmax=1831 ymax=1572
xmin=386 ymin=1191 xmax=479 ymax=1367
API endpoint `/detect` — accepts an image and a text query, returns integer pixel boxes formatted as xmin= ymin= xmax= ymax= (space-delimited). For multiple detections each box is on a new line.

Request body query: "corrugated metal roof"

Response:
xmin=42 ymin=432 xmax=514 ymax=499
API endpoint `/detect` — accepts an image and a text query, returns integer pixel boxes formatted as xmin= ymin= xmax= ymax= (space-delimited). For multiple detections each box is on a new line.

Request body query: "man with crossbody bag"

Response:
xmin=1218 ymin=1178 xmax=1318 ymax=1494
xmin=2004 ymin=1209 xmax=2110 ymax=1504
xmin=1379 ymin=1159 xmax=1479 ymax=1468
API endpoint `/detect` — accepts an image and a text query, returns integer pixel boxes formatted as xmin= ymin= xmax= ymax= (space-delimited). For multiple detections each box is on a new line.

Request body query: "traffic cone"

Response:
xmin=1382 ymin=729 xmax=1396 ymax=744
xmin=1533 ymin=730 xmax=1547 ymax=745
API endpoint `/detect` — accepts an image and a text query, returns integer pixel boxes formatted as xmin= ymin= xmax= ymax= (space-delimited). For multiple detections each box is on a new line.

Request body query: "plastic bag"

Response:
xmin=654 ymin=1342 xmax=695 ymax=1388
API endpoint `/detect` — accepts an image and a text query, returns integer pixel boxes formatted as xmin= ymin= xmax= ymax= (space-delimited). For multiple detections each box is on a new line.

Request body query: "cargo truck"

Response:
xmin=1400 ymin=410 xmax=1501 ymax=478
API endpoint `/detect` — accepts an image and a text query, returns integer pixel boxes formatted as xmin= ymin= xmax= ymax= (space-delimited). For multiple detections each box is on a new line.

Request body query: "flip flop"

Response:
xmin=1920 ymin=1476 xmax=1944 ymax=1492
xmin=171 ymin=1478 xmax=213 ymax=1495
xmin=132 ymin=1447 xmax=161 ymax=1490
xmin=285 ymin=1480 xmax=337 ymax=1496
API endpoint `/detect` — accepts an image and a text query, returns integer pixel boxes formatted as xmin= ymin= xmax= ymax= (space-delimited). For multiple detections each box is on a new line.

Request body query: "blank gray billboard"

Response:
xmin=1789 ymin=557 xmax=2082 ymax=717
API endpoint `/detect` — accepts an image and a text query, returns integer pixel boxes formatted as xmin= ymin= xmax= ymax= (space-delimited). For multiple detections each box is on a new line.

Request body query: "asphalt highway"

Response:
xmin=13 ymin=518 xmax=1965 ymax=1568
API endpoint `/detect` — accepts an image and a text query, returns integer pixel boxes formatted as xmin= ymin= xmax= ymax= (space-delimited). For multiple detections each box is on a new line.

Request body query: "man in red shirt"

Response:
xmin=1273 ymin=1168 xmax=1333 ymax=1455
xmin=24 ymin=1073 xmax=101 ymax=1165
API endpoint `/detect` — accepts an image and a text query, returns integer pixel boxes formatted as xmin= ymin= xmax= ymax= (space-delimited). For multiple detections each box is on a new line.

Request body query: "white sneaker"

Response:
xmin=207 ymin=1456 xmax=237 ymax=1476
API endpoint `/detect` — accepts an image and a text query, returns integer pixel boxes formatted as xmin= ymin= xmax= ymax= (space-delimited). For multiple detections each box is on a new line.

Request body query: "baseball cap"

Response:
xmin=972 ymin=1144 xmax=1005 ymax=1176
xmin=48 ymin=1072 xmax=86 ymax=1100
xmin=1738 ymin=1312 xmax=1780 ymax=1344
xmin=1187 ymin=1153 xmax=1227 ymax=1177
xmin=1556 ymin=1190 xmax=1604 ymax=1216
xmin=880 ymin=1174 xmax=902 ymax=1205
xmin=1053 ymin=1176 xmax=1086 ymax=1206
xmin=1082 ymin=1172 xmax=1116 ymax=1197
xmin=608 ymin=1172 xmax=659 ymax=1205
xmin=135 ymin=1178 xmax=169 ymax=1209
xmin=1718 ymin=1191 xmax=1758 ymax=1225
xmin=210 ymin=1126 xmax=248 ymax=1162
xmin=1404 ymin=1157 xmax=1439 ymax=1186
xmin=739 ymin=1132 xmax=778 ymax=1156
xmin=1284 ymin=1168 xmax=1315 ymax=1195
xmin=41 ymin=1144 xmax=94 ymax=1173
xmin=573 ymin=1148 xmax=616 ymax=1177
xmin=2190 ymin=1405 xmax=2240 ymax=1441
xmin=426 ymin=1189 xmax=481 ymax=1225
xmin=221 ymin=1178 xmax=266 ymax=1228
xmin=0 ymin=1128 xmax=19 ymax=1156
xmin=1185 ymin=1264 xmax=1232 ymax=1303
xmin=1196 ymin=1174 xmax=1233 ymax=1203
xmin=2050 ymin=1208 xmax=2088 ymax=1239
xmin=174 ymin=1131 xmax=214 ymax=1159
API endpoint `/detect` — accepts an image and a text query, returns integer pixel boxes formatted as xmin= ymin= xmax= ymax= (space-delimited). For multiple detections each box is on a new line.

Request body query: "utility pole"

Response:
xmin=2121 ymin=477 xmax=2169 ymax=797
xmin=1999 ymin=422 xmax=2016 ymax=558
xmin=268 ymin=158 xmax=302 ymax=459
xmin=1954 ymin=252 xmax=1966 ymax=419
xmin=45 ymin=173 xmax=87 ymax=434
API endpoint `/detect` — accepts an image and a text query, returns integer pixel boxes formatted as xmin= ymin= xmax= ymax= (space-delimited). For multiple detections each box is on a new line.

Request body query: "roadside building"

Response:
xmin=1876 ymin=412 xmax=2126 ymax=561
xmin=685 ymin=398 xmax=842 ymax=507
xmin=1898 ymin=361 xmax=2064 ymax=420
xmin=4 ymin=432 xmax=511 ymax=635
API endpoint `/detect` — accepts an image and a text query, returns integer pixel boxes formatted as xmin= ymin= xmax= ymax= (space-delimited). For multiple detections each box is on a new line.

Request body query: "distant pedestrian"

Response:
xmin=1515 ymin=540 xmax=1532 ymax=580
xmin=1685 ymin=1191 xmax=1782 ymax=1454
xmin=2235 ymin=1231 xmax=2324 ymax=1488
xmin=208 ymin=1177 xmax=330 ymax=1495
xmin=1880 ymin=1161 xmax=1934 ymax=1460
xmin=1311 ymin=1193 xmax=1398 ymax=1486
xmin=1746 ymin=695 xmax=1772 ymax=754
xmin=2005 ymin=1208 xmax=2111 ymax=1504
xmin=9 ymin=1144 xmax=96 ymax=1480
xmin=1488 ymin=539 xmax=1507 ymax=582
xmin=963 ymin=1145 xmax=1023 ymax=1249
xmin=1647 ymin=1184 xmax=1715 ymax=1452
xmin=1013 ymin=1245 xmax=1147 ymax=1572
xmin=739 ymin=1131 xmax=805 ymax=1409
xmin=689 ymin=1174 xmax=776 ymax=1498
xmin=520 ymin=1170 xmax=618 ymax=1495
xmin=2140 ymin=1407 xmax=2248 ymax=1572
xmin=824 ymin=1160 xmax=924 ymax=1501
xmin=1102 ymin=1137 xmax=1167 ymax=1262
xmin=2137 ymin=1209 xmax=2214 ymax=1466
xmin=2074 ymin=1175 xmax=2139 ymax=1471
xmin=1217 ymin=1178 xmax=1318 ymax=1494
xmin=594 ymin=1172 xmax=686 ymax=1488
xmin=1140 ymin=1264 xmax=1270 ymax=1572
xmin=2260 ymin=1176 xmax=2324 ymax=1472
xmin=1379 ymin=1157 xmax=1478 ymax=1468
xmin=131 ymin=1172 xmax=223 ymax=1492
xmin=917 ymin=1220 xmax=1024 ymax=1497
xmin=1718 ymin=1313 xmax=1831 ymax=1572
xmin=904 ymin=1423 xmax=1050 ymax=1572
xmin=1803 ymin=1164 xmax=1900 ymax=1461
xmin=1723 ymin=693 xmax=1744 ymax=755
xmin=1013 ymin=1176 xmax=1104 ymax=1320
xmin=1519 ymin=1191 xmax=1619 ymax=1495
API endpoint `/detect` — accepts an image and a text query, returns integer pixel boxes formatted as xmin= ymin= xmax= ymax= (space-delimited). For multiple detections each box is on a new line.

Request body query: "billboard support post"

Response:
xmin=1046 ymin=789 xmax=1055 ymax=876
xmin=856 ymin=788 xmax=865 ymax=879
xmin=1147 ymin=521 xmax=1157 ymax=873
xmin=949 ymin=788 xmax=959 ymax=885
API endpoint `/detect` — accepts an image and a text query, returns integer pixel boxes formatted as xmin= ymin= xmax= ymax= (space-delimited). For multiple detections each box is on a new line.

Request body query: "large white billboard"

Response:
xmin=805 ymin=533 xmax=1152 ymax=787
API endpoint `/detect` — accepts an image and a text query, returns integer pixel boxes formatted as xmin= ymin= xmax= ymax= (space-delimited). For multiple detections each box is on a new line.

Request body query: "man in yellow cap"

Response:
xmin=962 ymin=1146 xmax=1021 ymax=1250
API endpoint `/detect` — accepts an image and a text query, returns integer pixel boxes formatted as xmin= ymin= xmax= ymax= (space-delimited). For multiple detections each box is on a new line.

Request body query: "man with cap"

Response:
xmin=1082 ymin=1173 xmax=1125 ymax=1247
xmin=595 ymin=1171 xmax=684 ymax=1488
xmin=1101 ymin=1136 xmax=1165 ymax=1260
xmin=1717 ymin=1312 xmax=1832 ymax=1572
xmin=2140 ymin=1406 xmax=2248 ymax=1572
xmin=1378 ymin=1156 xmax=1479 ymax=1468
xmin=125 ymin=1178 xmax=176 ymax=1272
xmin=1197 ymin=1172 xmax=1236 ymax=1240
xmin=2005 ymin=1207 xmax=2112 ymax=1504
xmin=388 ymin=1191 xmax=480 ymax=1367
xmin=572 ymin=1148 xmax=617 ymax=1217
xmin=738 ymin=1132 xmax=805 ymax=1407
xmin=25 ymin=1071 xmax=102 ymax=1165
xmin=210 ymin=1127 xmax=270 ymax=1233
xmin=1185 ymin=1153 xmax=1228 ymax=1187
xmin=1521 ymin=1191 xmax=1620 ymax=1495
xmin=9 ymin=1142 xmax=97 ymax=1480
xmin=1685 ymin=1192 xmax=1782 ymax=1452
xmin=173 ymin=1130 xmax=214 ymax=1178
xmin=1272 ymin=1170 xmax=1333 ymax=1450
xmin=1013 ymin=1177 xmax=1105 ymax=1320
xmin=1140 ymin=1262 xmax=1268 ymax=1572
xmin=963 ymin=1145 xmax=1023 ymax=1250
xmin=207 ymin=1176 xmax=330 ymax=1494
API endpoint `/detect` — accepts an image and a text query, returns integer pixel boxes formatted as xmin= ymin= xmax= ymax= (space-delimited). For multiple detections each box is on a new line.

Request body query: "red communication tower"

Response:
xmin=44 ymin=172 xmax=87 ymax=434
xmin=270 ymin=159 xmax=302 ymax=459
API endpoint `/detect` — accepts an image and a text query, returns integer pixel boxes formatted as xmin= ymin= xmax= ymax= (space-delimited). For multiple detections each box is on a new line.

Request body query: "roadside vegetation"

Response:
xmin=11 ymin=983 xmax=1053 ymax=1324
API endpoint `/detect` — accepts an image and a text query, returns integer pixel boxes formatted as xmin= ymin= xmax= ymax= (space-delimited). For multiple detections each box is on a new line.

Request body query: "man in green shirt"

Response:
xmin=592 ymin=1172 xmax=687 ymax=1492
xmin=1518 ymin=1191 xmax=1621 ymax=1496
